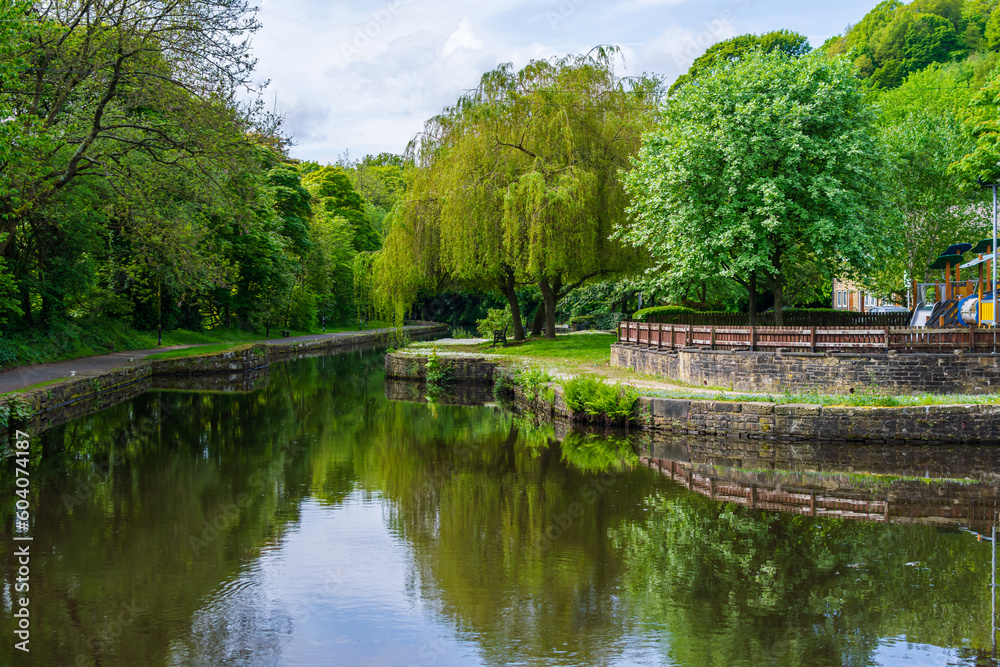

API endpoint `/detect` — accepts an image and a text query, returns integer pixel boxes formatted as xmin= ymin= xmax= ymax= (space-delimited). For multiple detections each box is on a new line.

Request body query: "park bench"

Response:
xmin=281 ymin=330 xmax=291 ymax=338
xmin=492 ymin=324 xmax=509 ymax=348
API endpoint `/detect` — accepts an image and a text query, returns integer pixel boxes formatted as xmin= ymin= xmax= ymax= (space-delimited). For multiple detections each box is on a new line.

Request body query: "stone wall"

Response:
xmin=0 ymin=324 xmax=449 ymax=440
xmin=384 ymin=352 xmax=497 ymax=383
xmin=611 ymin=343 xmax=1000 ymax=395
xmin=638 ymin=396 xmax=1000 ymax=444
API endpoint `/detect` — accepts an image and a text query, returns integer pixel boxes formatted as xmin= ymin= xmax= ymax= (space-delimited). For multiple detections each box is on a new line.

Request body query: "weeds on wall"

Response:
xmin=564 ymin=376 xmax=640 ymax=426
xmin=424 ymin=346 xmax=453 ymax=398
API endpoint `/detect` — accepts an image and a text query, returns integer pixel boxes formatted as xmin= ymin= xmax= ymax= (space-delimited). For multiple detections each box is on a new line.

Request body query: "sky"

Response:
xmin=252 ymin=0 xmax=884 ymax=164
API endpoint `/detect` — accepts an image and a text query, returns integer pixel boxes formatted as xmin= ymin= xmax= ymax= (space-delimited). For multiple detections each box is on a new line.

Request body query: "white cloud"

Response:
xmin=250 ymin=0 xmax=883 ymax=163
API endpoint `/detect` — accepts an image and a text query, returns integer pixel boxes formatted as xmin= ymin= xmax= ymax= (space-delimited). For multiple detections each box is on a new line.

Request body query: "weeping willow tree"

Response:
xmin=376 ymin=47 xmax=658 ymax=338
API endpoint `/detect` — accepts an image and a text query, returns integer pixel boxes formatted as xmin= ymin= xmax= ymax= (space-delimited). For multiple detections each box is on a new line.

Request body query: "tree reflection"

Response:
xmin=614 ymin=492 xmax=999 ymax=666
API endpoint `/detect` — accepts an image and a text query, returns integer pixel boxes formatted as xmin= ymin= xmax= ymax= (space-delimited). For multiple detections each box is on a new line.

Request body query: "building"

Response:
xmin=832 ymin=278 xmax=893 ymax=312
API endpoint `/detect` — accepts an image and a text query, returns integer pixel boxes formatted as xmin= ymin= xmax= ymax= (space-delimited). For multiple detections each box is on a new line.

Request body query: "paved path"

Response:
xmin=0 ymin=328 xmax=405 ymax=394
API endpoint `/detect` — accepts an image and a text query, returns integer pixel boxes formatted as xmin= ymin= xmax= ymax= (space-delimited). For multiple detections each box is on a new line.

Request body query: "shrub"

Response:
xmin=633 ymin=305 xmax=697 ymax=321
xmin=563 ymin=376 xmax=639 ymax=425
xmin=476 ymin=307 xmax=513 ymax=339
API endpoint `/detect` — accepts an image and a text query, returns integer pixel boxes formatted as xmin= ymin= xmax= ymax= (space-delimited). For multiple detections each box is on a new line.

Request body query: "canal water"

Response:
xmin=2 ymin=348 xmax=1000 ymax=666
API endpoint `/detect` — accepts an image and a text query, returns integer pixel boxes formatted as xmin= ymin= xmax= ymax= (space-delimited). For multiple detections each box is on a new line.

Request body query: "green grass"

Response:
xmin=144 ymin=343 xmax=255 ymax=360
xmin=482 ymin=333 xmax=615 ymax=364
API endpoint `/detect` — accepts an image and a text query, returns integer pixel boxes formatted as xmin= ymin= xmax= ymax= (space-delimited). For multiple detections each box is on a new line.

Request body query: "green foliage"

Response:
xmin=562 ymin=376 xmax=639 ymax=425
xmin=558 ymin=432 xmax=638 ymax=472
xmin=476 ymin=307 xmax=513 ymax=339
xmin=670 ymin=29 xmax=811 ymax=93
xmin=450 ymin=327 xmax=474 ymax=339
xmin=377 ymin=47 xmax=659 ymax=338
xmin=633 ymin=306 xmax=697 ymax=321
xmin=619 ymin=50 xmax=895 ymax=325
xmin=511 ymin=367 xmax=554 ymax=404
xmin=424 ymin=346 xmax=453 ymax=396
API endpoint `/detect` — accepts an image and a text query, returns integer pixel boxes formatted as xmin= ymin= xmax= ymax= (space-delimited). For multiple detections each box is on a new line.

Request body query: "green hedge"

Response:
xmin=633 ymin=305 xmax=698 ymax=321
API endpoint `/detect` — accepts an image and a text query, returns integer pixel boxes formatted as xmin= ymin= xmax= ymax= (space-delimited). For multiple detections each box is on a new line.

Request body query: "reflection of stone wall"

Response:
xmin=152 ymin=368 xmax=270 ymax=393
xmin=611 ymin=343 xmax=1000 ymax=395
xmin=384 ymin=378 xmax=496 ymax=405
xmin=646 ymin=433 xmax=1000 ymax=481
xmin=639 ymin=451 xmax=1000 ymax=530
xmin=0 ymin=326 xmax=448 ymax=440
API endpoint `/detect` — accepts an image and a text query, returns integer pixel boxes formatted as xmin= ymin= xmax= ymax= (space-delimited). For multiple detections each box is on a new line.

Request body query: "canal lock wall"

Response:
xmin=0 ymin=324 xmax=449 ymax=440
xmin=384 ymin=351 xmax=1000 ymax=444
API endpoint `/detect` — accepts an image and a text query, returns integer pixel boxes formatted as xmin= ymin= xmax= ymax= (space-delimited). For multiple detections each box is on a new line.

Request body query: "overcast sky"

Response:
xmin=252 ymin=0 xmax=882 ymax=164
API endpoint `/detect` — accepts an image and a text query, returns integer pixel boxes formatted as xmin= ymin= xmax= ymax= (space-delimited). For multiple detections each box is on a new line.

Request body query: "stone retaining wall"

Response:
xmin=384 ymin=353 xmax=497 ymax=383
xmin=0 ymin=324 xmax=448 ymax=440
xmin=611 ymin=343 xmax=1000 ymax=395
xmin=384 ymin=352 xmax=1000 ymax=444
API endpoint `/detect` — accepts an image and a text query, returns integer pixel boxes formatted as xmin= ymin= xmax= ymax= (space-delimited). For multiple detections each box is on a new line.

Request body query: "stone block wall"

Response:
xmin=612 ymin=343 xmax=1000 ymax=395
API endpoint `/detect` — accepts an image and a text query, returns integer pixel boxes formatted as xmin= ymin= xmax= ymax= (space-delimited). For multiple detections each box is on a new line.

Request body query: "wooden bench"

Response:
xmin=492 ymin=324 xmax=509 ymax=348
xmin=281 ymin=330 xmax=291 ymax=338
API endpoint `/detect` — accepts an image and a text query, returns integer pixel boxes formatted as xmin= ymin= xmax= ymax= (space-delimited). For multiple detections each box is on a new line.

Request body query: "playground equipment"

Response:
xmin=911 ymin=240 xmax=997 ymax=328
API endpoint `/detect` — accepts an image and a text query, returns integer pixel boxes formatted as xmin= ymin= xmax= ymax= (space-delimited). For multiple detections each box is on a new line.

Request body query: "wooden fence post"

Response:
xmin=750 ymin=326 xmax=757 ymax=352
xmin=657 ymin=323 xmax=663 ymax=350
xmin=810 ymin=326 xmax=816 ymax=353
xmin=710 ymin=326 xmax=717 ymax=351
xmin=669 ymin=324 xmax=675 ymax=351
xmin=884 ymin=326 xmax=890 ymax=353
xmin=686 ymin=325 xmax=692 ymax=347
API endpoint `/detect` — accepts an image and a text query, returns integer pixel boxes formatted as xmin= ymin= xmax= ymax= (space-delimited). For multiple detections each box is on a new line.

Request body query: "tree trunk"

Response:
xmin=771 ymin=250 xmax=784 ymax=327
xmin=748 ymin=272 xmax=757 ymax=327
xmin=539 ymin=276 xmax=558 ymax=339
xmin=772 ymin=277 xmax=784 ymax=327
xmin=531 ymin=304 xmax=544 ymax=337
xmin=500 ymin=268 xmax=525 ymax=341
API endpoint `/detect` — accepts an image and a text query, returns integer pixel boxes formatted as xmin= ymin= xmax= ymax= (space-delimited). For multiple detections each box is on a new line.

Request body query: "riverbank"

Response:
xmin=385 ymin=346 xmax=1000 ymax=444
xmin=0 ymin=323 xmax=448 ymax=438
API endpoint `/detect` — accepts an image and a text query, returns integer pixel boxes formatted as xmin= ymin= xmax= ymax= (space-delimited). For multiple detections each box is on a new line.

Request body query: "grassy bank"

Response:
xmin=0 ymin=319 xmax=392 ymax=370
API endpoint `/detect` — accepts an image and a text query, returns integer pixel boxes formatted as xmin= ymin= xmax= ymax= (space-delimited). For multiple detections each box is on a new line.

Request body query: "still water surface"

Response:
xmin=2 ymin=348 xmax=1000 ymax=666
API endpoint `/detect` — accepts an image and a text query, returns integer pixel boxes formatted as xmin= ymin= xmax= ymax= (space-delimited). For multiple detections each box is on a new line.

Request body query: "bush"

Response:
xmin=476 ymin=307 xmax=513 ymax=339
xmin=633 ymin=305 xmax=697 ymax=321
xmin=563 ymin=376 xmax=639 ymax=425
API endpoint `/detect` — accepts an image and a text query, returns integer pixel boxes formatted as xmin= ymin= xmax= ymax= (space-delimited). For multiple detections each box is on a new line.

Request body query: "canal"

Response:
xmin=2 ymin=347 xmax=999 ymax=666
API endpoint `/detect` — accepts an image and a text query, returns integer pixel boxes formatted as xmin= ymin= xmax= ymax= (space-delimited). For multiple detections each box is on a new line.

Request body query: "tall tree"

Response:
xmin=619 ymin=50 xmax=895 ymax=326
xmin=380 ymin=48 xmax=658 ymax=338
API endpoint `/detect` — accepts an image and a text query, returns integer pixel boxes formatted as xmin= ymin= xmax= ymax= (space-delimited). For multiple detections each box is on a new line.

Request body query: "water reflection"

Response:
xmin=1 ymin=350 xmax=999 ymax=666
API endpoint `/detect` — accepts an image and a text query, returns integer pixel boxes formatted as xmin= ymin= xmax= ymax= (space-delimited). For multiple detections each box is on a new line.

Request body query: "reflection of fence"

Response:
xmin=619 ymin=321 xmax=1000 ymax=354
xmin=637 ymin=311 xmax=911 ymax=328
xmin=643 ymin=457 xmax=1000 ymax=530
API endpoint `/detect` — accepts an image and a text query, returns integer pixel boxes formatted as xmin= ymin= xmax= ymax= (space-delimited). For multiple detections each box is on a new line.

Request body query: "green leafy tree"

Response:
xmin=379 ymin=48 xmax=658 ymax=338
xmin=873 ymin=64 xmax=987 ymax=301
xmin=302 ymin=166 xmax=380 ymax=252
xmin=670 ymin=30 xmax=811 ymax=94
xmin=619 ymin=51 xmax=895 ymax=325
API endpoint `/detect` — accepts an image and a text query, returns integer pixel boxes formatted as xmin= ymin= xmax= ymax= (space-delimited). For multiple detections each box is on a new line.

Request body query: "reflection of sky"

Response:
xmin=170 ymin=490 xmax=668 ymax=667
xmin=172 ymin=492 xmax=483 ymax=666
xmin=874 ymin=637 xmax=964 ymax=666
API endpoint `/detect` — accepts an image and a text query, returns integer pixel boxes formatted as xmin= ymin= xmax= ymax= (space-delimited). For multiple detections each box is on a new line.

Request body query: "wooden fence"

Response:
xmin=639 ymin=311 xmax=912 ymax=328
xmin=618 ymin=320 xmax=1000 ymax=354
xmin=644 ymin=457 xmax=1000 ymax=530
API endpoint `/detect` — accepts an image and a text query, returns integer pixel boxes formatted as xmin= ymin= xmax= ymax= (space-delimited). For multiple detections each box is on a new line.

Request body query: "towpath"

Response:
xmin=0 ymin=328 xmax=408 ymax=394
